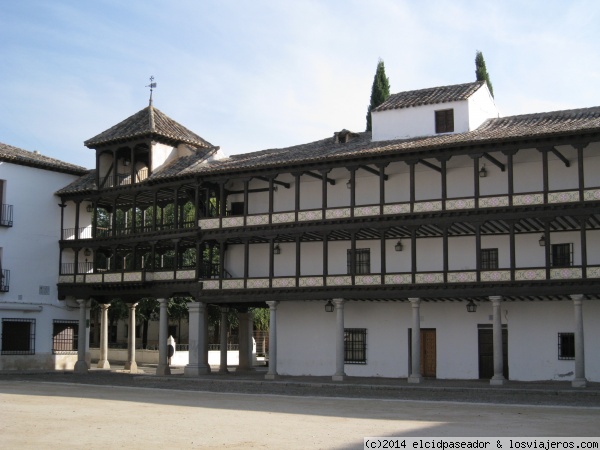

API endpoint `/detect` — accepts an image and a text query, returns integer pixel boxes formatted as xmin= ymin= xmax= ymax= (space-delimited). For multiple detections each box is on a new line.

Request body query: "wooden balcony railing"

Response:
xmin=99 ymin=168 xmax=149 ymax=189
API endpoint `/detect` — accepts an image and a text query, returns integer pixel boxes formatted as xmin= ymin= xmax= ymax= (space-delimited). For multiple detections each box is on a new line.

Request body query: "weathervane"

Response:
xmin=146 ymin=76 xmax=157 ymax=105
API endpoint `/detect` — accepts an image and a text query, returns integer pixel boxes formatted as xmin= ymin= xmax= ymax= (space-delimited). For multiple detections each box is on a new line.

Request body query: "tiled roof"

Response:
xmin=84 ymin=105 xmax=215 ymax=149
xmin=58 ymin=105 xmax=600 ymax=194
xmin=0 ymin=141 xmax=88 ymax=176
xmin=374 ymin=81 xmax=485 ymax=111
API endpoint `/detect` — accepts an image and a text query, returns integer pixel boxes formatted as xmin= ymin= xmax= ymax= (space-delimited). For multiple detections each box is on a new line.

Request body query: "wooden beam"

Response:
xmin=482 ymin=153 xmax=506 ymax=171
xmin=359 ymin=165 xmax=389 ymax=180
xmin=303 ymin=171 xmax=336 ymax=185
xmin=256 ymin=176 xmax=291 ymax=189
xmin=417 ymin=159 xmax=442 ymax=173
xmin=550 ymin=147 xmax=571 ymax=167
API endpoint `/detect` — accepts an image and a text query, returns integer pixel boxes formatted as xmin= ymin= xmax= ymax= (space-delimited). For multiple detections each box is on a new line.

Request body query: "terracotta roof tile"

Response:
xmin=374 ymin=81 xmax=485 ymax=111
xmin=0 ymin=141 xmax=88 ymax=176
xmin=84 ymin=105 xmax=214 ymax=149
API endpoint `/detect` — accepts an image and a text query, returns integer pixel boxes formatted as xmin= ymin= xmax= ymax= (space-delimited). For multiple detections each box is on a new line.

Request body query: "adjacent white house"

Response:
xmin=0 ymin=142 xmax=88 ymax=370
xmin=5 ymin=79 xmax=600 ymax=387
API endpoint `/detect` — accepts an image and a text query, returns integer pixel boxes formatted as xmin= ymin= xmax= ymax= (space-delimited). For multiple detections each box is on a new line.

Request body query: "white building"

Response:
xmin=35 ymin=80 xmax=600 ymax=386
xmin=0 ymin=142 xmax=88 ymax=370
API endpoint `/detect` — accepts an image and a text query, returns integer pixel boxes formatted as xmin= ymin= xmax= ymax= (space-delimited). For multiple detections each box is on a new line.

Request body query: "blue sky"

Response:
xmin=1 ymin=0 xmax=599 ymax=168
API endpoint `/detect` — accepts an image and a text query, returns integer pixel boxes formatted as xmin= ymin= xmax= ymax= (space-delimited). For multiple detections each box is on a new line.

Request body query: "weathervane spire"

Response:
xmin=146 ymin=76 xmax=157 ymax=106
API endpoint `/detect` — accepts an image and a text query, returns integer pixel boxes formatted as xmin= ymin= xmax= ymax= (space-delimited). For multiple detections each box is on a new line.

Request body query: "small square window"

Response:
xmin=481 ymin=248 xmax=499 ymax=270
xmin=347 ymin=249 xmax=370 ymax=275
xmin=558 ymin=332 xmax=575 ymax=360
xmin=344 ymin=328 xmax=367 ymax=364
xmin=551 ymin=243 xmax=572 ymax=267
xmin=1 ymin=319 xmax=36 ymax=355
xmin=435 ymin=109 xmax=454 ymax=133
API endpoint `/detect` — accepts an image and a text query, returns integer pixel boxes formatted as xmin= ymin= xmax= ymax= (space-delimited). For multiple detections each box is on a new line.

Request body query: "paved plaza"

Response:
xmin=0 ymin=368 xmax=599 ymax=449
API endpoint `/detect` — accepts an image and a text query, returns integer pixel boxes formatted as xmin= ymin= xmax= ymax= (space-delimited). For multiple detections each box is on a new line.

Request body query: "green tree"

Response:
xmin=475 ymin=50 xmax=494 ymax=97
xmin=365 ymin=58 xmax=391 ymax=132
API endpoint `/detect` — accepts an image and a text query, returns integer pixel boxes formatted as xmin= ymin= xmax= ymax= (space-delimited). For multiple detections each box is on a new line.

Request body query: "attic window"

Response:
xmin=334 ymin=129 xmax=357 ymax=144
xmin=435 ymin=109 xmax=454 ymax=133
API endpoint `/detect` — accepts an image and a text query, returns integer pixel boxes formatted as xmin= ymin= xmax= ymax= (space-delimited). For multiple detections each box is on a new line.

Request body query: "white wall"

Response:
xmin=0 ymin=162 xmax=83 ymax=369
xmin=277 ymin=299 xmax=600 ymax=381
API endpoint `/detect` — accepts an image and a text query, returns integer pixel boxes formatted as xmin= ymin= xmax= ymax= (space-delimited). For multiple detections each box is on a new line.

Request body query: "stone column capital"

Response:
xmin=157 ymin=298 xmax=168 ymax=305
xmin=570 ymin=294 xmax=584 ymax=304
xmin=100 ymin=303 xmax=110 ymax=311
xmin=128 ymin=302 xmax=139 ymax=310
xmin=408 ymin=297 xmax=420 ymax=306
xmin=333 ymin=298 xmax=345 ymax=308
xmin=266 ymin=300 xmax=279 ymax=310
xmin=489 ymin=295 xmax=503 ymax=304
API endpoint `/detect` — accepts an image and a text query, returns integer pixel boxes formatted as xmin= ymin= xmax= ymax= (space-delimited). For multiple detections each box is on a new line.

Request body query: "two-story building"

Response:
xmin=0 ymin=142 xmax=88 ymax=370
xmin=56 ymin=81 xmax=600 ymax=386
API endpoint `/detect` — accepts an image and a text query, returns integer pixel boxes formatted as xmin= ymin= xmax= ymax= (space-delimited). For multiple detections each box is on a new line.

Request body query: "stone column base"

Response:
xmin=183 ymin=364 xmax=210 ymax=377
xmin=156 ymin=364 xmax=171 ymax=376
xmin=332 ymin=374 xmax=345 ymax=381
xmin=97 ymin=360 xmax=110 ymax=369
xmin=264 ymin=373 xmax=278 ymax=380
xmin=572 ymin=378 xmax=587 ymax=388
xmin=408 ymin=375 xmax=423 ymax=384
xmin=74 ymin=360 xmax=88 ymax=374
xmin=124 ymin=361 xmax=138 ymax=373
xmin=490 ymin=376 xmax=506 ymax=386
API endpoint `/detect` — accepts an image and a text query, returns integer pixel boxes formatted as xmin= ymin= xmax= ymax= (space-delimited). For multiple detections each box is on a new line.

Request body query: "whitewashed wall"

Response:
xmin=0 ymin=161 xmax=83 ymax=369
xmin=276 ymin=300 xmax=600 ymax=381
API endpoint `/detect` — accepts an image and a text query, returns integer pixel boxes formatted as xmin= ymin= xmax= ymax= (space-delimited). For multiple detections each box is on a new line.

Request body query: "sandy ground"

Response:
xmin=0 ymin=380 xmax=599 ymax=449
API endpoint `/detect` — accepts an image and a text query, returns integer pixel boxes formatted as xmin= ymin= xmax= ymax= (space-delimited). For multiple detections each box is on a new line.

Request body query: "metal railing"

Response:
xmin=0 ymin=204 xmax=13 ymax=227
xmin=0 ymin=269 xmax=9 ymax=292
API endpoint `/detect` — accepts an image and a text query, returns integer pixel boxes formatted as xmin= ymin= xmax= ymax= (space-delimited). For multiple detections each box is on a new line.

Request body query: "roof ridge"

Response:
xmin=149 ymin=104 xmax=156 ymax=132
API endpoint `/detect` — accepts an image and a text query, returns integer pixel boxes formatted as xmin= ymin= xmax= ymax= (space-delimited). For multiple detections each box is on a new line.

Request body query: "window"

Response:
xmin=435 ymin=109 xmax=454 ymax=133
xmin=347 ymin=248 xmax=370 ymax=275
xmin=0 ymin=248 xmax=8 ymax=292
xmin=230 ymin=202 xmax=244 ymax=216
xmin=52 ymin=320 xmax=78 ymax=354
xmin=558 ymin=332 xmax=575 ymax=360
xmin=551 ymin=243 xmax=573 ymax=267
xmin=1 ymin=319 xmax=36 ymax=355
xmin=481 ymin=248 xmax=499 ymax=270
xmin=344 ymin=328 xmax=367 ymax=364
xmin=0 ymin=180 xmax=13 ymax=227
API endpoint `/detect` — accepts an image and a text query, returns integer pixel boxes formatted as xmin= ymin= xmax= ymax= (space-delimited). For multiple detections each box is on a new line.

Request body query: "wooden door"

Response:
xmin=420 ymin=329 xmax=436 ymax=378
xmin=478 ymin=327 xmax=508 ymax=379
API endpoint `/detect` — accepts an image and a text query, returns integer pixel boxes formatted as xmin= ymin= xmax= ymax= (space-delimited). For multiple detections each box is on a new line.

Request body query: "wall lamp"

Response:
xmin=346 ymin=179 xmax=352 ymax=189
xmin=86 ymin=203 xmax=94 ymax=213
xmin=538 ymin=235 xmax=546 ymax=247
xmin=394 ymin=240 xmax=404 ymax=251
xmin=84 ymin=248 xmax=92 ymax=257
xmin=325 ymin=300 xmax=334 ymax=313
xmin=466 ymin=300 xmax=477 ymax=313
xmin=479 ymin=164 xmax=487 ymax=178
xmin=273 ymin=244 xmax=281 ymax=255
xmin=123 ymin=158 xmax=130 ymax=166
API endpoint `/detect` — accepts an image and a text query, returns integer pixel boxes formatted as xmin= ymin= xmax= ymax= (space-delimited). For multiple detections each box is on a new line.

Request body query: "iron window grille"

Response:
xmin=52 ymin=320 xmax=79 ymax=354
xmin=0 ymin=269 xmax=9 ymax=292
xmin=347 ymin=248 xmax=371 ymax=275
xmin=435 ymin=109 xmax=454 ymax=133
xmin=551 ymin=243 xmax=573 ymax=267
xmin=558 ymin=332 xmax=575 ymax=360
xmin=1 ymin=318 xmax=36 ymax=355
xmin=344 ymin=328 xmax=367 ymax=364
xmin=481 ymin=248 xmax=499 ymax=270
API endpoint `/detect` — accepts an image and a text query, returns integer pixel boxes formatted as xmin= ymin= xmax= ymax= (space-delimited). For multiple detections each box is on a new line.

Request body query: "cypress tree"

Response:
xmin=366 ymin=59 xmax=391 ymax=132
xmin=475 ymin=50 xmax=494 ymax=97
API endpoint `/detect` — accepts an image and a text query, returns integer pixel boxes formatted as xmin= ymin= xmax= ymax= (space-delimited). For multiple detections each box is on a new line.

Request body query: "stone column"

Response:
xmin=332 ymin=299 xmax=346 ymax=381
xmin=156 ymin=298 xmax=171 ymax=376
xmin=237 ymin=309 xmax=254 ymax=371
xmin=265 ymin=301 xmax=279 ymax=380
xmin=124 ymin=302 xmax=138 ymax=373
xmin=490 ymin=296 xmax=506 ymax=385
xmin=74 ymin=299 xmax=88 ymax=374
xmin=219 ymin=307 xmax=229 ymax=373
xmin=571 ymin=294 xmax=587 ymax=388
xmin=184 ymin=302 xmax=210 ymax=376
xmin=408 ymin=298 xmax=422 ymax=383
xmin=97 ymin=303 xmax=110 ymax=369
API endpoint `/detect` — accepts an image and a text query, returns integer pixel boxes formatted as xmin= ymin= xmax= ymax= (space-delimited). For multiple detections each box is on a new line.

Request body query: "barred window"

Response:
xmin=1 ymin=319 xmax=36 ymax=355
xmin=481 ymin=248 xmax=499 ymax=270
xmin=52 ymin=320 xmax=78 ymax=354
xmin=551 ymin=243 xmax=573 ymax=267
xmin=558 ymin=332 xmax=575 ymax=360
xmin=347 ymin=248 xmax=370 ymax=275
xmin=435 ymin=109 xmax=454 ymax=133
xmin=344 ymin=328 xmax=367 ymax=364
